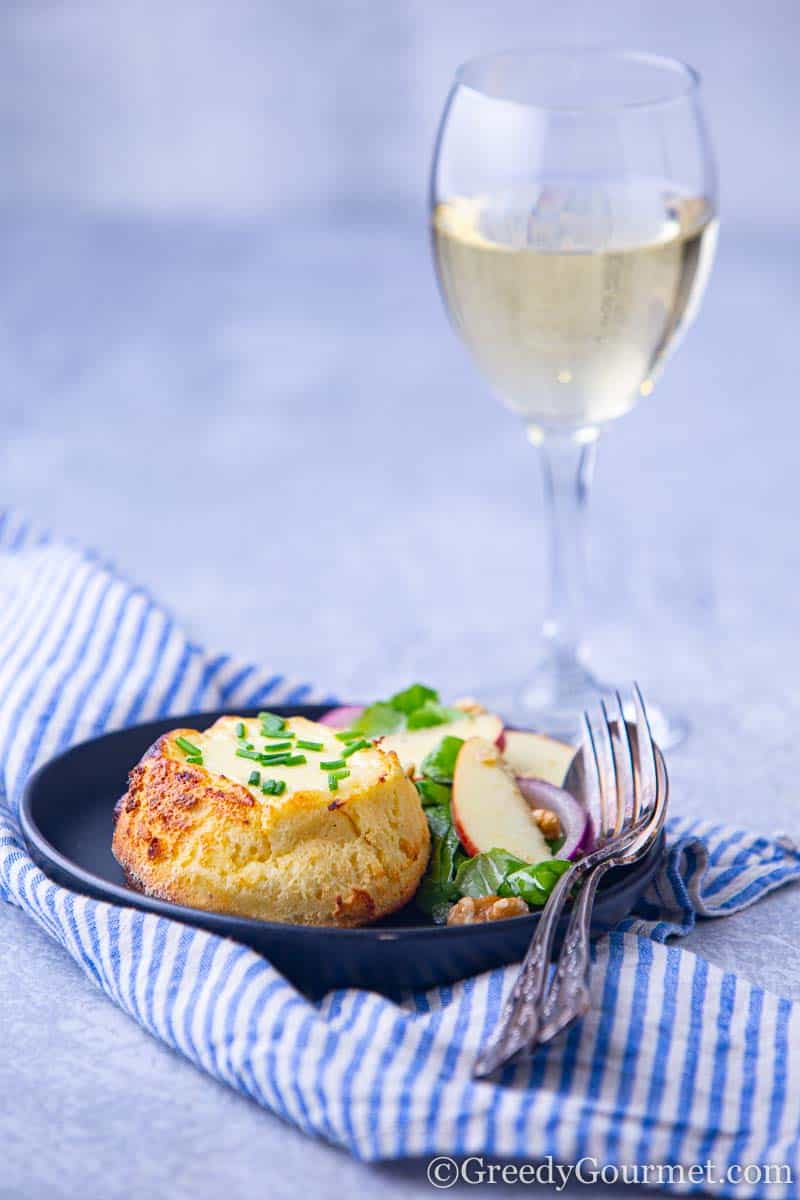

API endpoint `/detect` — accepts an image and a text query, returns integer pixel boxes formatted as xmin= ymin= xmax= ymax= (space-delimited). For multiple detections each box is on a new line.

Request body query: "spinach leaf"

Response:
xmin=415 ymin=779 xmax=453 ymax=808
xmin=499 ymin=859 xmax=571 ymax=907
xmin=423 ymin=802 xmax=453 ymax=840
xmin=454 ymin=849 xmax=529 ymax=898
xmin=415 ymin=874 xmax=460 ymax=924
xmin=347 ymin=683 xmax=459 ymax=738
xmin=420 ymin=735 xmax=465 ymax=783
xmin=346 ymin=683 xmax=469 ymax=741
xmin=388 ymin=683 xmax=439 ymax=714
xmin=416 ymin=817 xmax=465 ymax=922
xmin=446 ymin=847 xmax=571 ymax=910
xmin=348 ymin=702 xmax=406 ymax=738
xmin=407 ymin=700 xmax=464 ymax=730
xmin=414 ymin=786 xmax=469 ymax=922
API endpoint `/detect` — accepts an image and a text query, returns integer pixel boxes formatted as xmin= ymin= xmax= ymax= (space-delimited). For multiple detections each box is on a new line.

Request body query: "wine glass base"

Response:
xmin=472 ymin=657 xmax=688 ymax=751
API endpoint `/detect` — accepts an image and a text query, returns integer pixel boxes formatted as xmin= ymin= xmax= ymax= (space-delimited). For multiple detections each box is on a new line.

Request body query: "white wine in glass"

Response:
xmin=430 ymin=51 xmax=718 ymax=745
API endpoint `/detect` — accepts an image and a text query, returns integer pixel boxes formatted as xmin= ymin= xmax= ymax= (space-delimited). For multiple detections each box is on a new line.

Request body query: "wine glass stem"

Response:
xmin=536 ymin=431 xmax=598 ymax=668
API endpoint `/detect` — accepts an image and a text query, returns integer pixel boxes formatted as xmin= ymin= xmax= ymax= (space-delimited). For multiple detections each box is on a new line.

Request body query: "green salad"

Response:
xmin=412 ymin=732 xmax=570 ymax=923
xmin=337 ymin=684 xmax=572 ymax=925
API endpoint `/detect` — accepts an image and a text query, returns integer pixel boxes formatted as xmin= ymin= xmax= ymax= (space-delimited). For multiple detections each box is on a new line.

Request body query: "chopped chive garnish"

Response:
xmin=236 ymin=747 xmax=263 ymax=762
xmin=262 ymin=729 xmax=295 ymax=739
xmin=320 ymin=758 xmax=346 ymax=770
xmin=235 ymin=721 xmax=246 ymax=739
xmin=342 ymin=739 xmax=370 ymax=758
xmin=259 ymin=711 xmax=286 ymax=734
xmin=247 ymin=770 xmax=261 ymax=787
xmin=328 ymin=773 xmax=339 ymax=792
xmin=335 ymin=730 xmax=366 ymax=742
xmin=262 ymin=778 xmax=286 ymax=796
xmin=331 ymin=768 xmax=350 ymax=780
xmin=186 ymin=754 xmax=203 ymax=766
xmin=260 ymin=752 xmax=291 ymax=766
xmin=283 ymin=754 xmax=307 ymax=767
xmin=260 ymin=740 xmax=291 ymax=752
xmin=296 ymin=739 xmax=324 ymax=752
xmin=176 ymin=735 xmax=202 ymax=757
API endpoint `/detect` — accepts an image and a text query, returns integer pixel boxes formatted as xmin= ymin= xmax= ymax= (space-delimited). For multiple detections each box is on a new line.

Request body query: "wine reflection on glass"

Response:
xmin=430 ymin=49 xmax=718 ymax=747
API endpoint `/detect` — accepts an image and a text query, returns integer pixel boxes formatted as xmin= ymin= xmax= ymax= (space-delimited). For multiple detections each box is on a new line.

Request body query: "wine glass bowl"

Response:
xmin=430 ymin=50 xmax=718 ymax=745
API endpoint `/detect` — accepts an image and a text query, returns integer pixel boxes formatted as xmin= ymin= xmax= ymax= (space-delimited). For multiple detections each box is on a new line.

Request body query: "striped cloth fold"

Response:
xmin=1 ymin=509 xmax=800 ymax=1198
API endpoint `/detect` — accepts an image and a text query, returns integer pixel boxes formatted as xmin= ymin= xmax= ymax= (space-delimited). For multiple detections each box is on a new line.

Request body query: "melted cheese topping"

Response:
xmin=196 ymin=716 xmax=388 ymax=802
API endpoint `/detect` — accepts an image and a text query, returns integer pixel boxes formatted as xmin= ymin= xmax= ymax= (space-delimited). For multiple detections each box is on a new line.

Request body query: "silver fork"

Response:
xmin=473 ymin=685 xmax=667 ymax=1078
xmin=536 ymin=692 xmax=668 ymax=1043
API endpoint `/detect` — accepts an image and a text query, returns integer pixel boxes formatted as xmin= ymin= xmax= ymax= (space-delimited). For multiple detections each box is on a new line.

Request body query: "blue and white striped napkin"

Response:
xmin=2 ymin=509 xmax=799 ymax=1198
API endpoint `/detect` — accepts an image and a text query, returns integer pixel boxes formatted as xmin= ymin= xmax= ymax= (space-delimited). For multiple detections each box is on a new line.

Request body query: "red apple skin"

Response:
xmin=451 ymin=738 xmax=513 ymax=858
xmin=452 ymin=809 xmax=480 ymax=857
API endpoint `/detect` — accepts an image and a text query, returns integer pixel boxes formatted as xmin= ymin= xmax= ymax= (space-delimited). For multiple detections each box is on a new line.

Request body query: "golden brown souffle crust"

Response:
xmin=112 ymin=728 xmax=430 ymax=927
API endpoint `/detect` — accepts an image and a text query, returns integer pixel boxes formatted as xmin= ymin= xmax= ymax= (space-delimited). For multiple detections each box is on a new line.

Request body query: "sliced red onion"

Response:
xmin=318 ymin=705 xmax=364 ymax=729
xmin=516 ymin=776 xmax=592 ymax=860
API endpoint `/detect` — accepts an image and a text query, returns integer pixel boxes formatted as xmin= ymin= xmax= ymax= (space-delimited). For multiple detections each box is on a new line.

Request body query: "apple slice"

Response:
xmin=380 ymin=712 xmax=503 ymax=778
xmin=452 ymin=737 xmax=551 ymax=862
xmin=501 ymin=730 xmax=575 ymax=787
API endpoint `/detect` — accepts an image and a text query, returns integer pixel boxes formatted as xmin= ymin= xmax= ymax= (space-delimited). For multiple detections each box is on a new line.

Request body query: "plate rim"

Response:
xmin=20 ymin=704 xmax=665 ymax=941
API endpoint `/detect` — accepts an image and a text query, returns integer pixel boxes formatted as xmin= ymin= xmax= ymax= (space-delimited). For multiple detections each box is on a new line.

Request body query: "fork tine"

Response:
xmin=596 ymin=699 xmax=621 ymax=838
xmin=581 ymin=709 xmax=606 ymax=838
xmin=632 ymin=682 xmax=658 ymax=817
xmin=613 ymin=690 xmax=637 ymax=825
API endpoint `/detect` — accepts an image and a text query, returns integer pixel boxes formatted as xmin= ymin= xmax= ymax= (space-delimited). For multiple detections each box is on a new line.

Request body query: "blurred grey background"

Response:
xmin=1 ymin=0 xmax=798 ymax=718
xmin=2 ymin=0 xmax=797 ymax=229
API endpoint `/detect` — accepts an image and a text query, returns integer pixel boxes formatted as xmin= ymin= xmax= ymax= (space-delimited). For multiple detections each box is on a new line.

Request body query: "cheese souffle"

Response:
xmin=112 ymin=713 xmax=430 ymax=927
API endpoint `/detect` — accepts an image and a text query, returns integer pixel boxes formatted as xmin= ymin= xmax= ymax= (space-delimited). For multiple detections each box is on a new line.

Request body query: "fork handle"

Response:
xmin=536 ymin=858 xmax=613 ymax=1044
xmin=472 ymin=862 xmax=581 ymax=1077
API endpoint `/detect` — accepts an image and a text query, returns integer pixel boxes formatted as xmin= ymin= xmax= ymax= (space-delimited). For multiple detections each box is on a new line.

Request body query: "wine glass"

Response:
xmin=430 ymin=49 xmax=718 ymax=747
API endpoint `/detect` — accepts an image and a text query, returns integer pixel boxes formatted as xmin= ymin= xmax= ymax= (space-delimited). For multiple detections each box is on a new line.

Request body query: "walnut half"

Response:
xmin=447 ymin=895 xmax=529 ymax=925
xmin=531 ymin=808 xmax=561 ymax=840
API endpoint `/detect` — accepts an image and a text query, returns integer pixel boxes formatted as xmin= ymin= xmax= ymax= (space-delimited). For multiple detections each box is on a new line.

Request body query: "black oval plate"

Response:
xmin=21 ymin=705 xmax=665 ymax=998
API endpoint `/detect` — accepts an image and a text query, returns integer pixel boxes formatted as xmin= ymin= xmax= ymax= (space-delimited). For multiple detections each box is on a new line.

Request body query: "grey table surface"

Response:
xmin=2 ymin=217 xmax=799 ymax=1199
